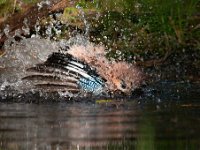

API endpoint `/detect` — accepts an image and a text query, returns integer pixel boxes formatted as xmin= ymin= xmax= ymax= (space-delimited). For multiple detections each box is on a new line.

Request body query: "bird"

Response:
xmin=23 ymin=43 xmax=143 ymax=97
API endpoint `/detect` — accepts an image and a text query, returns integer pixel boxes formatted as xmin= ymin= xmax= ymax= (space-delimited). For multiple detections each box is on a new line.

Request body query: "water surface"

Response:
xmin=0 ymin=82 xmax=200 ymax=150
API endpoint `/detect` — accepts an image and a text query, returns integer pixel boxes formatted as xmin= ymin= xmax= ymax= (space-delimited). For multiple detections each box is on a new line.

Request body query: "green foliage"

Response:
xmin=0 ymin=0 xmax=40 ymax=17
xmin=76 ymin=0 xmax=99 ymax=9
xmin=0 ymin=0 xmax=13 ymax=17
xmin=0 ymin=0 xmax=6 ymax=5
xmin=90 ymin=11 xmax=139 ymax=60
xmin=22 ymin=0 xmax=40 ymax=4
xmin=138 ymin=0 xmax=199 ymax=43
xmin=77 ymin=0 xmax=138 ymax=12
xmin=62 ymin=7 xmax=81 ymax=23
xmin=76 ymin=0 xmax=200 ymax=61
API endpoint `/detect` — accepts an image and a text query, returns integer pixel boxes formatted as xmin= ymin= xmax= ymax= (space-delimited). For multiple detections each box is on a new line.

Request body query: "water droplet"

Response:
xmin=103 ymin=36 xmax=107 ymax=40
xmin=3 ymin=25 xmax=10 ymax=38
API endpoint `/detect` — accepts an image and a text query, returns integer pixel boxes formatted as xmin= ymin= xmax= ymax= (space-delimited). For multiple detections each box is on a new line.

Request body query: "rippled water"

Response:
xmin=0 ymin=82 xmax=199 ymax=150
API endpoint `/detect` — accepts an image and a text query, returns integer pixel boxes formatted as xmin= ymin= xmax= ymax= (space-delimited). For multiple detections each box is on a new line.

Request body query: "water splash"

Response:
xmin=0 ymin=32 xmax=98 ymax=98
xmin=76 ymin=5 xmax=91 ymax=37
xmin=32 ymin=20 xmax=41 ymax=38
xmin=37 ymin=0 xmax=51 ymax=10
xmin=0 ymin=37 xmax=59 ymax=95
xmin=22 ymin=18 xmax=30 ymax=36
xmin=3 ymin=24 xmax=10 ymax=38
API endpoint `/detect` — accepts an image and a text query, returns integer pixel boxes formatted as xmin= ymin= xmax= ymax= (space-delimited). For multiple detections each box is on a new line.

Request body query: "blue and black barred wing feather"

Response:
xmin=23 ymin=52 xmax=106 ymax=95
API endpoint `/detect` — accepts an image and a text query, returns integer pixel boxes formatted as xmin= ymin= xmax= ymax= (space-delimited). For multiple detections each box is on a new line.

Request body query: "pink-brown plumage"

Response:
xmin=67 ymin=44 xmax=144 ymax=94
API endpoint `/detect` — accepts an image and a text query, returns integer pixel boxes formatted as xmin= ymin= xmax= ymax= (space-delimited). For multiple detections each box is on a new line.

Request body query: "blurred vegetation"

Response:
xmin=22 ymin=0 xmax=39 ymax=3
xmin=0 ymin=0 xmax=13 ymax=17
xmin=0 ymin=0 xmax=40 ymax=18
xmin=74 ymin=0 xmax=200 ymax=63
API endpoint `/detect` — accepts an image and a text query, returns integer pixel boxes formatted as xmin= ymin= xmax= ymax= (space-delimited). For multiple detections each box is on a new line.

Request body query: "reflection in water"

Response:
xmin=0 ymin=101 xmax=140 ymax=149
xmin=0 ymin=83 xmax=200 ymax=150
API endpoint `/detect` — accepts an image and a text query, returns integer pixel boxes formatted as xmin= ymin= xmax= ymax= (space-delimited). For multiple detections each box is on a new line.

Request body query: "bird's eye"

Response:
xmin=120 ymin=80 xmax=127 ymax=89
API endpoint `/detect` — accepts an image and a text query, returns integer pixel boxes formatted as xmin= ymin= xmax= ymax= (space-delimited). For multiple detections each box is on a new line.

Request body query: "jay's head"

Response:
xmin=106 ymin=62 xmax=143 ymax=94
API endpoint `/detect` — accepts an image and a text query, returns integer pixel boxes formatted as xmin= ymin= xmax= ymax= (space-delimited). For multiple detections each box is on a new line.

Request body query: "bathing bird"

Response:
xmin=23 ymin=43 xmax=143 ymax=96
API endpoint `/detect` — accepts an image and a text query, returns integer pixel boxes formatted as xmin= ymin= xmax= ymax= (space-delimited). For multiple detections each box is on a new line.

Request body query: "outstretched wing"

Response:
xmin=23 ymin=52 xmax=106 ymax=95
